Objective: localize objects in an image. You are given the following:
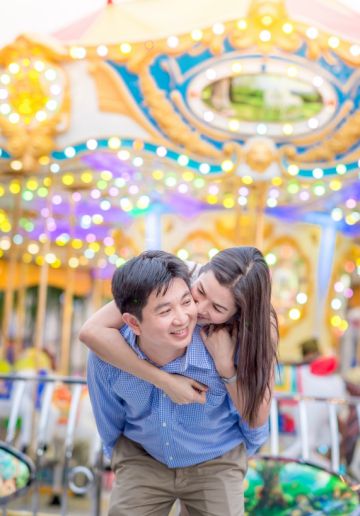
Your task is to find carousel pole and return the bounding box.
[60,195,75,375]
[14,260,28,356]
[234,202,247,246]
[315,224,337,352]
[34,241,49,349]
[254,182,268,251]
[34,187,52,350]
[91,263,104,313]
[145,211,162,250]
[60,267,74,374]
[1,179,22,355]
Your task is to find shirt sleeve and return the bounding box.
[237,418,269,456]
[87,351,126,458]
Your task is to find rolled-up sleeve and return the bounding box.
[87,352,126,457]
[238,418,269,456]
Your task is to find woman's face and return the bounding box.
[191,269,237,325]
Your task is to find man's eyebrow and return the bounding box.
[198,281,228,312]
[154,291,191,312]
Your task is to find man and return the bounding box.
[87,251,268,515]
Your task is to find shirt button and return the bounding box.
[169,456,173,461]
[162,422,167,427]
[163,393,166,398]
[165,442,169,446]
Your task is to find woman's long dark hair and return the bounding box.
[202,246,279,426]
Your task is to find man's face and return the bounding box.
[136,278,197,352]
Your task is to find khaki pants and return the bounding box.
[109,436,247,516]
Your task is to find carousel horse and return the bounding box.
[340,306,360,375]
[339,366,360,480]
[274,355,347,467]
[51,383,99,462]
[46,383,101,505]
[0,349,53,451]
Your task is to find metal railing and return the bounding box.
[0,374,103,516]
[270,392,360,473]
[0,374,359,515]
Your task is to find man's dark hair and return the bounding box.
[111,250,191,321]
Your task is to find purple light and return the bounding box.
[344,288,353,298]
[92,263,115,280]
[86,233,96,243]
[346,198,356,209]
[334,282,344,293]
[269,188,279,198]
[129,185,139,195]
[164,193,220,217]
[300,191,310,201]
[46,218,56,232]
[104,237,114,246]
[72,192,82,202]
[109,187,119,197]
[52,195,62,205]
[91,189,101,199]
[82,152,137,180]
[178,184,188,193]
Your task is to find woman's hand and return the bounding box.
[161,374,208,404]
[200,326,236,378]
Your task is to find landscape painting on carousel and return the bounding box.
[244,457,359,515]
[202,73,323,122]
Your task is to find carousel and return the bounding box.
[0,0,359,514]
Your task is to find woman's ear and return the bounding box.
[122,313,141,335]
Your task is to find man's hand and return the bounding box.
[161,374,208,404]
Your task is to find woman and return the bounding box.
[79,246,278,427]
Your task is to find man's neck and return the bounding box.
[137,338,186,367]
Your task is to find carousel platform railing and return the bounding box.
[0,374,103,516]
[0,374,359,515]
[270,392,360,472]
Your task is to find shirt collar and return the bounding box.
[187,325,213,370]
[120,326,147,359]
[165,325,214,373]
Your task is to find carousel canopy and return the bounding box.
[1,0,360,48]
[0,0,359,344]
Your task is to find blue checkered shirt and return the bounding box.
[87,325,269,467]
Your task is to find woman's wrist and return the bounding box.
[217,365,237,379]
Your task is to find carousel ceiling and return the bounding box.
[0,0,359,279]
[2,0,360,47]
